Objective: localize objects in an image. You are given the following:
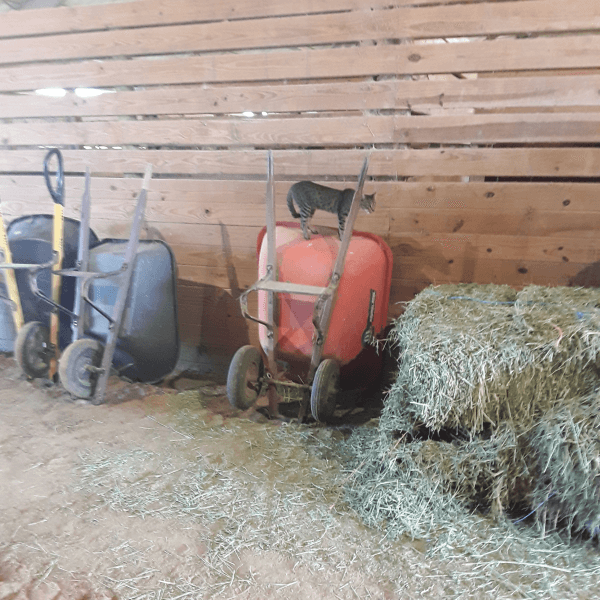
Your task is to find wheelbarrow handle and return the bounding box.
[239,286,274,335]
[43,148,65,206]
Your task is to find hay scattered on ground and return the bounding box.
[338,425,600,599]
[340,427,467,540]
[72,407,431,600]
[65,388,600,600]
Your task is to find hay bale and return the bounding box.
[342,422,535,541]
[383,284,600,436]
[530,391,600,540]
[416,423,534,516]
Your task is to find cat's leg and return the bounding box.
[304,210,318,237]
[307,208,318,235]
[338,215,345,240]
[301,213,311,240]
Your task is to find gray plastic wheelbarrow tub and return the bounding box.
[81,238,180,384]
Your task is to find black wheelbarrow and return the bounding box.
[0,150,99,378]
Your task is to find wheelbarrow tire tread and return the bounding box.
[59,338,104,399]
[311,359,340,423]
[227,345,264,410]
[15,321,50,379]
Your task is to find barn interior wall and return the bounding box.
[1,0,599,377]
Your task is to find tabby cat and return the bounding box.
[286,181,376,240]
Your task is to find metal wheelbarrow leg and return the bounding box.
[72,167,92,343]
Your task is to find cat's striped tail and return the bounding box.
[286,187,301,218]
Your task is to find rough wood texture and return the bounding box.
[2,0,598,66]
[1,148,600,177]
[4,75,600,119]
[5,112,600,146]
[1,0,599,366]
[2,36,599,92]
[0,0,477,39]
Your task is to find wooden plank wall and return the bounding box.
[1,0,600,374]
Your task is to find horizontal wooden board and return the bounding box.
[176,256,586,291]
[4,184,597,272]
[164,232,600,273]
[168,231,599,269]
[2,0,598,67]
[100,209,600,244]
[2,199,388,233]
[2,114,400,147]
[0,10,412,66]
[180,273,566,353]
[3,112,600,147]
[387,208,600,239]
[96,220,262,248]
[3,178,599,214]
[3,202,599,260]
[388,233,600,266]
[1,148,600,178]
[4,74,600,119]
[0,175,600,210]
[398,0,600,40]
[175,282,253,353]
[0,35,598,92]
[0,0,469,40]
[180,274,575,355]
[164,238,600,285]
[177,265,600,351]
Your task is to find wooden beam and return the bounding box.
[3,112,600,147]
[3,178,599,213]
[4,74,600,119]
[0,35,598,92]
[2,0,599,67]
[176,257,587,291]
[0,0,476,40]
[1,148,600,178]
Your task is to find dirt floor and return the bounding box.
[0,354,599,600]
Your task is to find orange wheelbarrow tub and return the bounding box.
[256,222,392,391]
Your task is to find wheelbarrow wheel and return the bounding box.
[14,321,51,379]
[310,359,340,423]
[58,338,103,399]
[227,345,264,410]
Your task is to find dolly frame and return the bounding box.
[238,151,370,420]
